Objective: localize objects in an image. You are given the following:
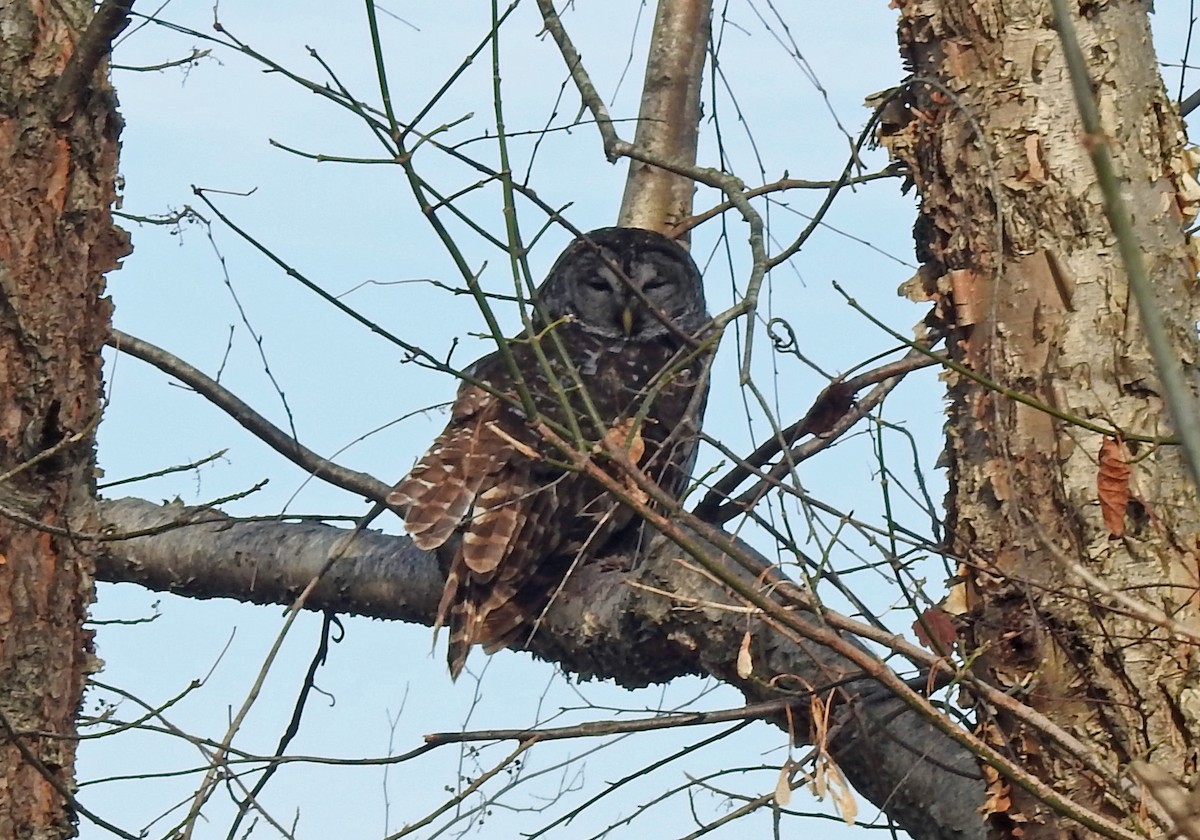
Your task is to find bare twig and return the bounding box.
[694,346,938,522]
[107,329,391,503]
[425,698,803,746]
[0,708,141,840]
[97,449,228,491]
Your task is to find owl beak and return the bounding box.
[621,305,635,336]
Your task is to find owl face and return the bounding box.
[536,227,707,340]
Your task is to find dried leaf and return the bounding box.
[1098,437,1132,537]
[774,765,792,806]
[825,758,858,825]
[809,694,828,748]
[736,631,753,678]
[980,763,1012,817]
[799,381,854,437]
[913,606,958,654]
[601,418,645,463]
[808,753,857,825]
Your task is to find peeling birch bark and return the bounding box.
[884,0,1200,834]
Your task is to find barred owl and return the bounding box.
[389,227,710,678]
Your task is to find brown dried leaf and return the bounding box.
[774,765,792,806]
[913,606,958,654]
[602,418,645,463]
[808,753,857,825]
[980,763,1012,817]
[800,380,854,437]
[809,694,828,747]
[597,419,650,505]
[943,581,969,616]
[826,759,858,825]
[736,630,753,678]
[1098,437,1132,537]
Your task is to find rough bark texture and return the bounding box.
[883,0,1199,835]
[0,3,126,838]
[96,496,987,840]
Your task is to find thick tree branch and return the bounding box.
[617,0,711,235]
[95,496,986,840]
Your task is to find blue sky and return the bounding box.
[78,2,1193,838]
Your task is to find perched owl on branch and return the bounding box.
[389,227,711,678]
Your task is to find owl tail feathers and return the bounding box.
[441,580,527,681]
[445,598,485,681]
[436,560,491,681]
[389,402,514,550]
[387,475,466,551]
[447,625,472,681]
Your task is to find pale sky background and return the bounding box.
[76,2,1193,838]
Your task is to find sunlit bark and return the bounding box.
[0,2,128,838]
[883,0,1199,834]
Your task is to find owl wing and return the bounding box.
[389,372,580,679]
[387,381,512,552]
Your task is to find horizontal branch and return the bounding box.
[95,496,986,840]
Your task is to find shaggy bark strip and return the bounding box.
[884,0,1200,835]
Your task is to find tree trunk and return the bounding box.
[0,2,127,837]
[883,0,1199,835]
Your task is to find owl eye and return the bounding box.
[583,277,609,292]
[642,277,668,292]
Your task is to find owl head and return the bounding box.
[535,227,708,340]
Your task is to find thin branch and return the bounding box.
[0,708,141,840]
[533,0,620,156]
[424,698,803,746]
[386,740,535,839]
[835,282,1178,445]
[671,170,899,238]
[96,449,227,491]
[106,329,391,503]
[110,47,211,73]
[694,346,937,522]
